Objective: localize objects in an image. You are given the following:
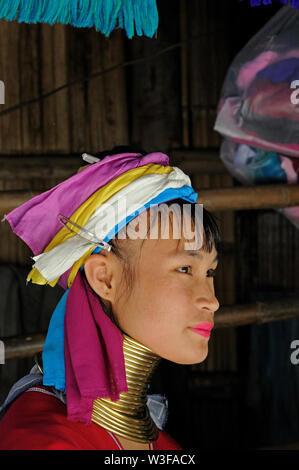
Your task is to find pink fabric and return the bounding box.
[237,49,299,90]
[219,97,299,157]
[280,156,298,184]
[244,78,298,120]
[237,51,279,90]
[283,206,299,230]
[229,133,299,157]
[64,271,129,424]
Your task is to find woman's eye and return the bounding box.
[177,266,192,275]
[207,269,217,278]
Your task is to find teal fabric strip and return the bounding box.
[0,0,159,38]
[42,289,69,391]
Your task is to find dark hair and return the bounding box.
[95,145,147,160]
[100,199,221,329]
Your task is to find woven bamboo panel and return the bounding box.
[236,209,299,298]
[180,0,230,148]
[41,24,70,153]
[0,20,22,153]
[0,20,128,154]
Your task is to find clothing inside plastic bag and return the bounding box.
[220,139,299,230]
[214,5,299,158]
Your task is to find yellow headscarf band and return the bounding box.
[27,163,173,288]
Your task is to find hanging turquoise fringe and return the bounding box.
[0,0,159,38]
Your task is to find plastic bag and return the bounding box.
[214,5,299,158]
[220,139,299,229]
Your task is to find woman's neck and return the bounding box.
[91,332,161,444]
[115,434,151,450]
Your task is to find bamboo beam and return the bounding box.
[1,184,299,214]
[197,185,299,212]
[214,296,299,328]
[2,297,299,360]
[0,156,81,179]
[0,151,224,180]
[3,334,45,360]
[0,155,226,178]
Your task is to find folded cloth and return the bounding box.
[257,57,299,83]
[214,6,299,158]
[237,51,280,90]
[4,152,169,259]
[30,167,192,285]
[215,96,299,157]
[64,271,128,424]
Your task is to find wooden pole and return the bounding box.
[2,296,299,360]
[214,296,299,328]
[0,154,227,178]
[196,185,299,212]
[1,184,299,214]
[0,156,80,179]
[3,334,45,360]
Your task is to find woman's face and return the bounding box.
[113,235,220,365]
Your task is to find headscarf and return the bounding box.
[4,151,198,423]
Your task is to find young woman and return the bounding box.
[0,149,220,450]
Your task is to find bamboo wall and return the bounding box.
[0,18,129,264]
[0,1,239,379]
[0,0,298,449]
[0,20,128,154]
[180,0,229,149]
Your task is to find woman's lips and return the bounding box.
[189,322,214,338]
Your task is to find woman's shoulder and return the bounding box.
[0,386,118,450]
[0,385,183,450]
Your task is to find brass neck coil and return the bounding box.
[92,333,161,443]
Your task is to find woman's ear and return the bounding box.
[84,253,113,302]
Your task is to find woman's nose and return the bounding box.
[195,282,220,313]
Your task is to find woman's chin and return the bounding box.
[166,346,209,365]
